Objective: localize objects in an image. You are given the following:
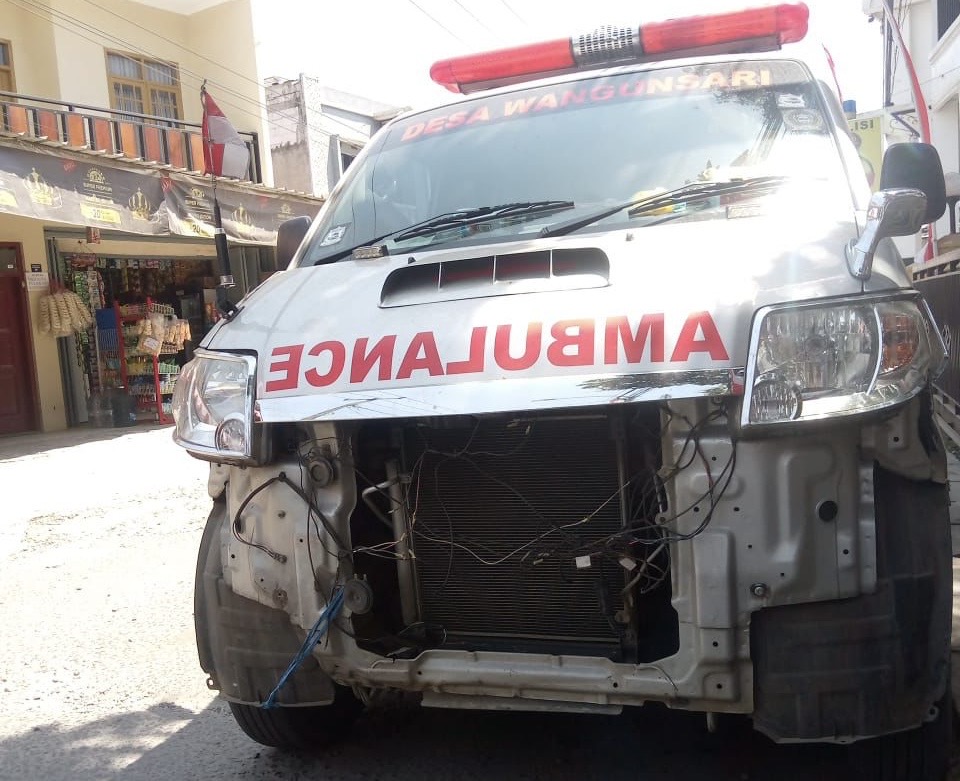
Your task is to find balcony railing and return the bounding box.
[0,90,262,183]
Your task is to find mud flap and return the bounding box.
[194,501,336,706]
[750,466,952,742]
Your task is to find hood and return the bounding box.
[205,212,910,422]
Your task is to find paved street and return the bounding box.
[0,425,957,780]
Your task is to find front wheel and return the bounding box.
[195,499,363,750]
[228,685,363,750]
[850,678,954,781]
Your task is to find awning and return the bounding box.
[0,135,324,244]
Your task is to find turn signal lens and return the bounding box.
[880,312,920,373]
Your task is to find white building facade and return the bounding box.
[265,75,404,197]
[0,0,322,433]
[863,0,960,255]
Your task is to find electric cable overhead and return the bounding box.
[3,0,295,138]
[497,0,528,27]
[73,0,393,141]
[405,0,468,43]
[5,0,373,148]
[451,0,499,37]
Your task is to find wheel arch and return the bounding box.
[193,500,337,706]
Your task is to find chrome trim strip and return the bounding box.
[919,295,950,380]
[255,369,743,422]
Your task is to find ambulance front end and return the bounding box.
[172,4,954,774]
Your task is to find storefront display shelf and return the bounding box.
[113,299,176,425]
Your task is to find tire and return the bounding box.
[195,500,363,750]
[228,685,364,750]
[850,676,953,781]
[193,499,226,681]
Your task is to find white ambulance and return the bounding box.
[174,4,953,777]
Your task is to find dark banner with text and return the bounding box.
[0,140,322,244]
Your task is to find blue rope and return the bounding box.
[262,586,345,710]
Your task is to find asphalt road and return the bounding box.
[0,426,952,780]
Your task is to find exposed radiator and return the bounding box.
[403,414,632,649]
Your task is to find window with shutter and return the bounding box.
[106,51,183,121]
[0,41,16,93]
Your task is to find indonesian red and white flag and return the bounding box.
[201,88,250,179]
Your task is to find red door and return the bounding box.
[0,245,38,435]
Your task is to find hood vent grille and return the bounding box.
[380,247,609,307]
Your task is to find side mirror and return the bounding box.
[879,142,946,222]
[276,216,312,268]
[846,189,927,279]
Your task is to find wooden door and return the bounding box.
[0,245,37,435]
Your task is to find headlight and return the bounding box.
[742,293,945,430]
[172,349,258,463]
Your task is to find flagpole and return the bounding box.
[201,80,239,320]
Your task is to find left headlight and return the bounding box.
[742,293,945,430]
[172,349,259,463]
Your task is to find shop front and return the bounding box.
[53,234,217,429]
[0,135,323,434]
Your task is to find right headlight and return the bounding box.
[742,293,945,430]
[171,349,259,463]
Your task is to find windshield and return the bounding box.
[300,59,848,265]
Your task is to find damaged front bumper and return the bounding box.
[197,393,950,742]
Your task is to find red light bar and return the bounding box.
[430,39,575,94]
[641,4,809,56]
[430,2,809,95]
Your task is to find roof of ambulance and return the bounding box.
[394,38,840,124]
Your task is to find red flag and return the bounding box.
[201,87,250,179]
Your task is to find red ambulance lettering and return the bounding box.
[264,312,730,393]
[305,341,346,387]
[446,326,487,375]
[675,73,701,90]
[401,123,424,141]
[731,71,759,87]
[619,81,646,98]
[535,93,558,110]
[466,106,490,124]
[560,88,587,106]
[504,97,539,116]
[647,77,674,94]
[671,311,730,361]
[446,110,468,129]
[590,84,615,101]
[547,320,595,367]
[265,345,303,392]
[494,323,542,371]
[396,332,444,379]
[351,335,397,383]
[701,71,730,89]
[604,315,665,364]
[424,116,447,134]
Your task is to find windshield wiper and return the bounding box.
[392,200,575,241]
[313,201,576,264]
[540,177,790,238]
